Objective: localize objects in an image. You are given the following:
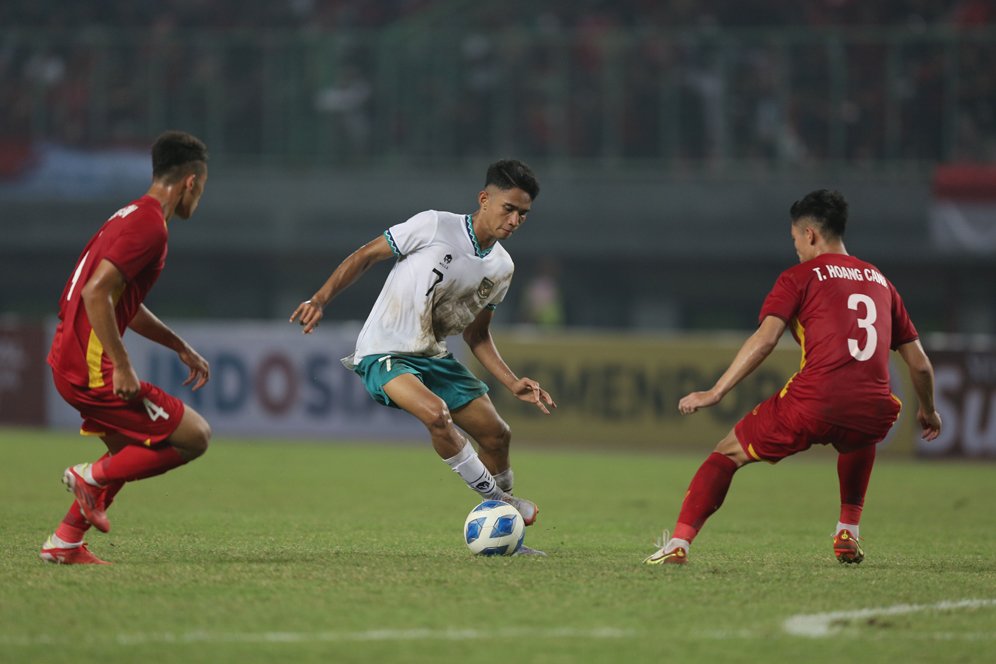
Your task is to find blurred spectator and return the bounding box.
[519,260,565,329]
[457,32,499,157]
[314,65,372,161]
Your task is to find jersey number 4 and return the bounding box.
[143,397,170,422]
[847,294,877,362]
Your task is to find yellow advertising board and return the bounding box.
[473,332,919,455]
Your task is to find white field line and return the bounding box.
[784,598,996,638]
[5,601,994,647]
[0,626,636,648]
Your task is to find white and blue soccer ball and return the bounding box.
[464,500,525,556]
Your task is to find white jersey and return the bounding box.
[346,210,514,367]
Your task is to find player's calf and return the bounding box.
[62,464,110,533]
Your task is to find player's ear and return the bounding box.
[478,190,488,209]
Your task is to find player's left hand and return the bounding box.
[511,377,557,415]
[918,408,942,442]
[178,344,210,391]
[678,389,722,414]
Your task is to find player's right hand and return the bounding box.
[112,364,142,401]
[678,389,722,414]
[289,299,325,334]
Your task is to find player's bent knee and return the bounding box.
[194,420,212,456]
[479,421,511,452]
[715,430,751,467]
[422,404,454,433]
[169,408,212,459]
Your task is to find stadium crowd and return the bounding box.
[1,0,991,30]
[0,0,993,166]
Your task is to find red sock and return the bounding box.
[673,452,739,543]
[55,480,124,543]
[92,444,186,484]
[54,502,91,543]
[837,445,875,525]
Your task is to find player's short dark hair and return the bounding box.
[790,189,848,238]
[485,159,540,200]
[152,131,208,181]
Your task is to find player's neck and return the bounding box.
[813,242,848,258]
[470,212,497,249]
[145,183,179,223]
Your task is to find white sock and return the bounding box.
[667,537,690,553]
[494,468,514,493]
[79,463,102,487]
[50,533,82,548]
[837,522,859,538]
[444,443,502,500]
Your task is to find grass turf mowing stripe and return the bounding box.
[0,627,637,647]
[783,598,996,637]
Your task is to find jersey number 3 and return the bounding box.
[847,293,877,361]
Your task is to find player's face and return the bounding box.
[482,186,532,239]
[174,169,208,220]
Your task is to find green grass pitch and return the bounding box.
[1,427,993,663]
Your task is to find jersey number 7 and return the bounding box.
[425,268,444,296]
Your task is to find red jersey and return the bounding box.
[48,195,168,388]
[759,253,919,434]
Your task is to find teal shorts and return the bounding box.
[353,353,489,411]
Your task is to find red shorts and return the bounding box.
[52,370,185,446]
[734,393,893,463]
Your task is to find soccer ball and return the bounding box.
[463,500,524,556]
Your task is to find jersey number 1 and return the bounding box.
[66,251,91,302]
[847,293,878,361]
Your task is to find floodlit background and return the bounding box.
[1,1,993,455]
[1,5,995,662]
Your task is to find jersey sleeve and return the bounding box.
[489,275,513,309]
[384,210,438,258]
[758,270,802,325]
[102,212,167,281]
[888,282,919,349]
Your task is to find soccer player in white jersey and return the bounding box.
[290,160,556,552]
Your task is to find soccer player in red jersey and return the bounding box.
[41,131,213,565]
[645,189,942,566]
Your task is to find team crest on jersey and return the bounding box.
[439,254,453,269]
[477,277,494,298]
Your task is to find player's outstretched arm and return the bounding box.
[290,235,395,334]
[678,315,786,415]
[896,339,942,441]
[129,304,210,391]
[81,259,142,400]
[463,309,557,415]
